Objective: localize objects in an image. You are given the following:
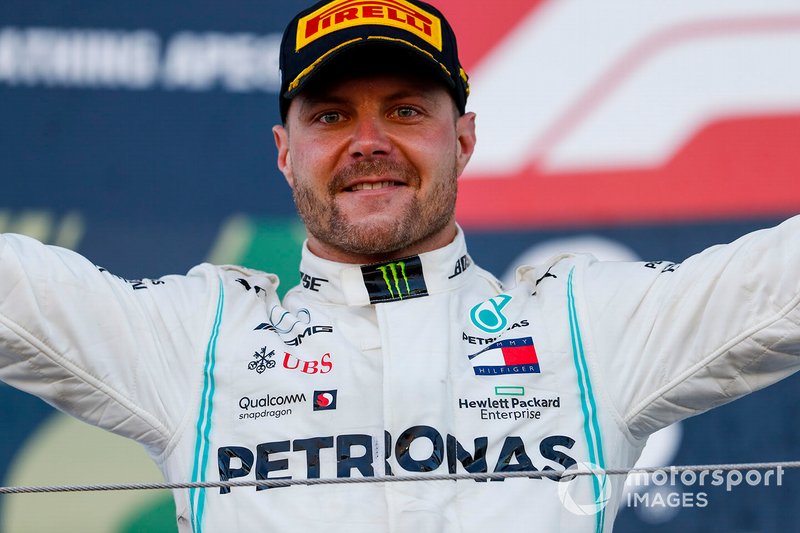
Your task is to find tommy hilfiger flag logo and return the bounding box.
[468,337,540,376]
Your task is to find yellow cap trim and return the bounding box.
[460,67,470,97]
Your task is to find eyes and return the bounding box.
[314,106,421,125]
[394,106,419,119]
[318,112,342,124]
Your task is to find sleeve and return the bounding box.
[0,233,218,456]
[579,215,800,440]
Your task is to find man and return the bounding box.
[0,0,798,531]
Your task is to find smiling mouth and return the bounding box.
[347,181,401,192]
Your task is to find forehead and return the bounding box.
[297,70,449,105]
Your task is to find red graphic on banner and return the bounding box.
[435,0,800,228]
[437,0,545,67]
[457,113,800,228]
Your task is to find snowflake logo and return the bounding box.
[248,347,276,374]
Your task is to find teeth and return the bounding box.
[351,181,394,191]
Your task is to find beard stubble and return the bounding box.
[292,158,458,258]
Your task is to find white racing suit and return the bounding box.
[1,219,799,532]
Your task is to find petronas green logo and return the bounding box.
[377,261,411,299]
[361,255,428,304]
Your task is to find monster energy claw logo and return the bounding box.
[378,261,411,299]
[362,256,428,304]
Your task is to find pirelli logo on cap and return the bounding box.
[296,0,443,51]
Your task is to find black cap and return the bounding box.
[279,0,469,121]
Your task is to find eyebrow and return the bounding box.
[298,93,349,109]
[385,88,439,105]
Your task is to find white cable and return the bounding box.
[1,460,798,495]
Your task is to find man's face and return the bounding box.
[273,68,476,263]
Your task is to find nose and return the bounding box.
[349,116,392,159]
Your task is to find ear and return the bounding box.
[455,112,477,177]
[272,124,294,188]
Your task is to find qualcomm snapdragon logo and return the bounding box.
[556,461,613,516]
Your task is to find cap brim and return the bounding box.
[282,37,455,100]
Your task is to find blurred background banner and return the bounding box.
[1,1,799,531]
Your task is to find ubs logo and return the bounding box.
[283,352,333,375]
[247,347,276,374]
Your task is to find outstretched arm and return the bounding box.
[580,215,800,439]
[0,233,217,455]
